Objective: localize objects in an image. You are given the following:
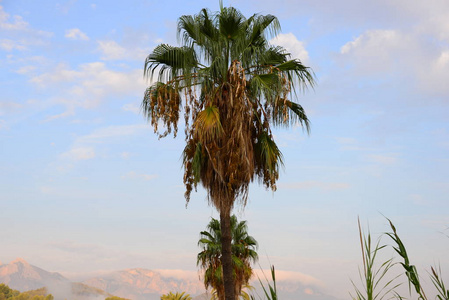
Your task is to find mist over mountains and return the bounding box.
[0,258,68,292]
[0,258,337,300]
[0,258,205,300]
[82,268,205,300]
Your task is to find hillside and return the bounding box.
[82,268,205,300]
[0,259,338,300]
[0,258,68,292]
[0,259,119,299]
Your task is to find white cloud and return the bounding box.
[414,2,449,42]
[76,124,149,143]
[0,119,7,130]
[334,137,374,151]
[55,0,77,14]
[60,147,96,161]
[340,29,409,75]
[270,33,310,64]
[121,171,157,181]
[0,101,23,116]
[410,194,426,205]
[40,186,57,194]
[56,124,149,170]
[97,40,126,60]
[155,269,198,281]
[121,152,131,159]
[437,50,449,66]
[0,5,52,51]
[30,62,147,120]
[0,38,27,51]
[339,28,449,97]
[97,40,150,61]
[122,103,140,114]
[43,108,76,122]
[65,28,89,41]
[0,5,28,31]
[421,50,449,96]
[340,30,398,54]
[15,65,36,74]
[254,269,323,287]
[279,181,350,190]
[49,240,151,268]
[365,154,398,165]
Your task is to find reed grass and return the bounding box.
[249,217,447,300]
[251,265,278,300]
[351,218,401,300]
[352,217,448,300]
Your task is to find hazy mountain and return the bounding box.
[83,268,205,300]
[0,259,119,299]
[0,259,338,300]
[274,283,339,300]
[0,258,68,292]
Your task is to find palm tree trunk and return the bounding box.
[220,208,235,300]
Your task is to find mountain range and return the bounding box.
[82,268,205,300]
[0,258,338,300]
[0,258,205,300]
[0,258,68,292]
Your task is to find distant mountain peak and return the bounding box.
[11,258,29,265]
[82,267,205,300]
[0,258,68,292]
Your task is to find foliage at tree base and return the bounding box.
[0,284,53,300]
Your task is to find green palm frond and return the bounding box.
[192,142,203,183]
[255,132,284,179]
[161,292,192,300]
[259,46,289,65]
[275,59,315,91]
[144,44,198,83]
[218,6,245,40]
[270,99,310,131]
[197,216,258,300]
[194,106,224,141]
[239,284,255,300]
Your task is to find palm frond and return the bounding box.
[144,44,198,84]
[255,132,284,181]
[274,59,315,91]
[197,216,258,300]
[270,99,310,131]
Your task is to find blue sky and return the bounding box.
[1,0,448,298]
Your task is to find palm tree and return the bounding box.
[160,292,192,300]
[142,4,314,300]
[197,216,258,300]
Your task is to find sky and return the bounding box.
[1,0,448,298]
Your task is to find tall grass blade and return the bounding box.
[385,217,427,300]
[430,265,449,300]
[351,221,401,300]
